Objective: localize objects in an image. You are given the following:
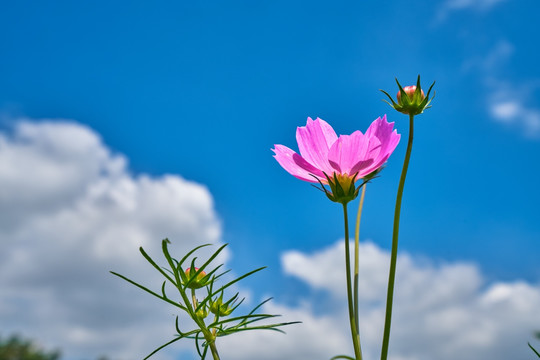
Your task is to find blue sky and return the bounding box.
[1,1,539,359]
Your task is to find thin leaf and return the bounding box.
[530,342,540,358]
[198,267,266,310]
[229,296,245,313]
[330,355,355,360]
[201,344,209,360]
[210,313,277,328]
[194,244,228,274]
[110,271,187,311]
[161,281,167,299]
[161,239,180,284]
[179,243,212,268]
[174,315,182,334]
[197,264,224,287]
[142,336,183,360]
[139,247,177,285]
[208,267,230,283]
[195,332,206,359]
[248,297,272,316]
[218,321,300,336]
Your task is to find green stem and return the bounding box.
[191,288,198,309]
[342,203,363,360]
[208,340,221,360]
[380,113,414,360]
[354,185,367,334]
[184,287,218,360]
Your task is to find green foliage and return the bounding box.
[0,335,60,360]
[111,239,299,360]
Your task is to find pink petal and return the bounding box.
[272,144,325,183]
[361,115,401,174]
[296,117,337,174]
[365,115,399,157]
[328,131,374,175]
[350,135,381,176]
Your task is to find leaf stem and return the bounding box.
[342,203,363,360]
[380,113,414,360]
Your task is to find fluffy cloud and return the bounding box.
[488,84,540,137]
[462,40,540,138]
[0,119,223,359]
[443,0,506,11]
[218,241,540,360]
[481,42,540,137]
[436,0,506,22]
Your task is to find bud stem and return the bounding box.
[191,288,197,309]
[380,113,415,360]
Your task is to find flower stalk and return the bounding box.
[380,113,414,360]
[379,76,434,360]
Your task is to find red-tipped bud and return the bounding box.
[184,267,208,289]
[381,76,435,116]
[397,85,424,103]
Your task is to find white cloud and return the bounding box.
[218,241,540,360]
[437,0,506,22]
[488,84,540,137]
[462,40,540,138]
[0,119,223,360]
[444,0,506,11]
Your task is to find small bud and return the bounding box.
[196,306,209,319]
[184,267,208,289]
[381,75,435,116]
[397,86,424,103]
[209,296,234,317]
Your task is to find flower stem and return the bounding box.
[354,185,367,335]
[208,340,221,360]
[380,113,414,360]
[191,288,198,309]
[342,203,363,360]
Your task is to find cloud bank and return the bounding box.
[219,241,540,360]
[0,119,222,359]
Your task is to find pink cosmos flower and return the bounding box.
[272,116,400,201]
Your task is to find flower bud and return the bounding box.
[184,267,208,289]
[397,85,424,104]
[209,296,234,317]
[196,306,209,319]
[381,76,435,116]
